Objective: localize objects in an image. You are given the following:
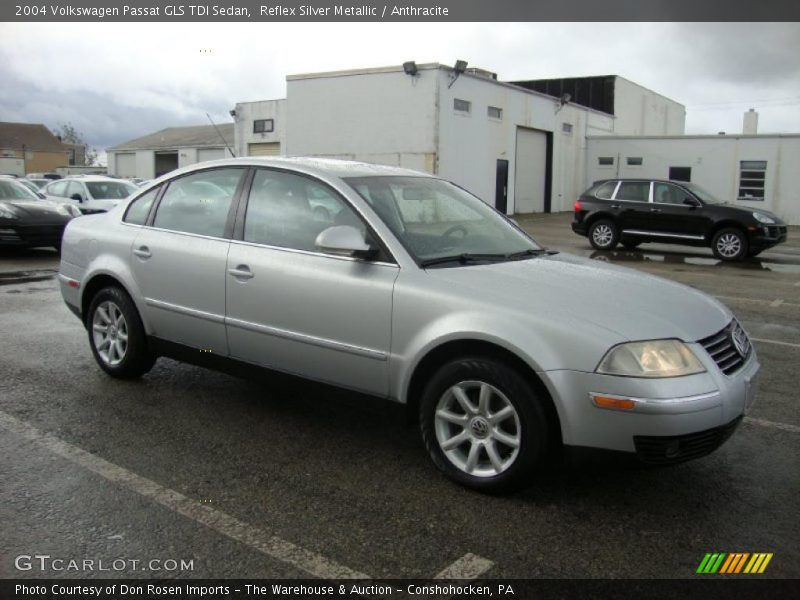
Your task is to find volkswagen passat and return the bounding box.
[59,158,759,492]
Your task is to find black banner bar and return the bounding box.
[3,0,800,22]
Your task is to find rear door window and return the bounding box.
[153,169,243,238]
[124,187,159,225]
[615,182,651,202]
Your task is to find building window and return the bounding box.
[487,106,502,120]
[453,98,471,114]
[626,157,643,166]
[253,119,274,134]
[598,157,614,166]
[739,160,767,200]
[562,123,573,135]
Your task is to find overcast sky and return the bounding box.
[1,22,798,163]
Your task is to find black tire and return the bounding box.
[86,286,155,379]
[711,227,748,261]
[588,219,619,251]
[419,357,553,493]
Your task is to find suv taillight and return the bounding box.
[573,199,583,212]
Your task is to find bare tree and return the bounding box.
[52,122,98,166]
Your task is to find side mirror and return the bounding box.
[683,197,700,208]
[70,193,83,202]
[315,225,376,259]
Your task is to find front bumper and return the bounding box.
[0,223,66,247]
[749,224,788,250]
[544,342,759,458]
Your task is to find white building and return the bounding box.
[107,124,234,180]
[586,132,800,225]
[236,64,685,215]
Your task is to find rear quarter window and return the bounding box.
[593,181,617,200]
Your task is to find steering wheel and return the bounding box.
[443,224,468,240]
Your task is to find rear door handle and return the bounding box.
[650,208,662,213]
[133,246,151,259]
[610,204,621,209]
[228,265,254,280]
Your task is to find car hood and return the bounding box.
[715,203,784,224]
[0,200,71,221]
[427,252,731,342]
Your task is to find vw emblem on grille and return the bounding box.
[731,322,750,358]
[470,417,490,438]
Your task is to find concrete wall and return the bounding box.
[436,70,615,213]
[233,99,286,157]
[108,147,227,179]
[586,135,800,224]
[612,77,686,136]
[286,66,438,171]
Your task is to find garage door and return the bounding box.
[514,128,547,213]
[248,142,280,156]
[115,153,136,178]
[197,148,226,162]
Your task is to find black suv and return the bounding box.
[572,179,787,261]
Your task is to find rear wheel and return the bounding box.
[712,228,748,261]
[588,219,619,250]
[419,357,552,493]
[87,286,155,379]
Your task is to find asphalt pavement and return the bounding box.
[1,215,798,580]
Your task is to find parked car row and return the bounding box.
[0,178,79,250]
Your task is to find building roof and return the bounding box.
[109,124,234,151]
[0,122,68,153]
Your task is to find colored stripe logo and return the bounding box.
[697,552,773,574]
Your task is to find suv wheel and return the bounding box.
[712,228,748,261]
[589,219,619,250]
[87,286,155,379]
[419,357,551,493]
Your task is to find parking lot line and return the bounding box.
[751,337,800,349]
[714,295,800,308]
[0,410,370,580]
[745,417,800,434]
[434,553,495,579]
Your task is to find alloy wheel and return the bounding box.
[592,224,614,247]
[92,300,128,366]
[716,233,742,258]
[434,380,522,477]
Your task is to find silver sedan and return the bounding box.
[59,158,759,492]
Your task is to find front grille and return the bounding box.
[634,416,743,465]
[698,320,750,376]
[767,225,787,240]
[14,224,65,246]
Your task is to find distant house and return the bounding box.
[0,121,70,176]
[106,124,234,179]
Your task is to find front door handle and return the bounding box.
[133,246,151,259]
[650,208,662,213]
[228,265,254,280]
[610,204,621,209]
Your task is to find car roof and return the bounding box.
[158,157,430,182]
[593,178,691,185]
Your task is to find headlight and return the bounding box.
[596,340,706,378]
[57,203,81,217]
[0,204,19,219]
[752,212,775,224]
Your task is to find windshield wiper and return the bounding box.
[420,253,511,268]
[506,248,559,260]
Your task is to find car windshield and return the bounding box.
[0,180,39,201]
[684,182,724,205]
[86,181,137,199]
[345,176,542,265]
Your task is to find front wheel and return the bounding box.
[419,357,552,493]
[588,219,619,251]
[712,228,748,261]
[87,286,155,379]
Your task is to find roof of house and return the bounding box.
[109,124,235,151]
[0,122,68,153]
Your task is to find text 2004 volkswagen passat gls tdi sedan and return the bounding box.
[59,158,759,492]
